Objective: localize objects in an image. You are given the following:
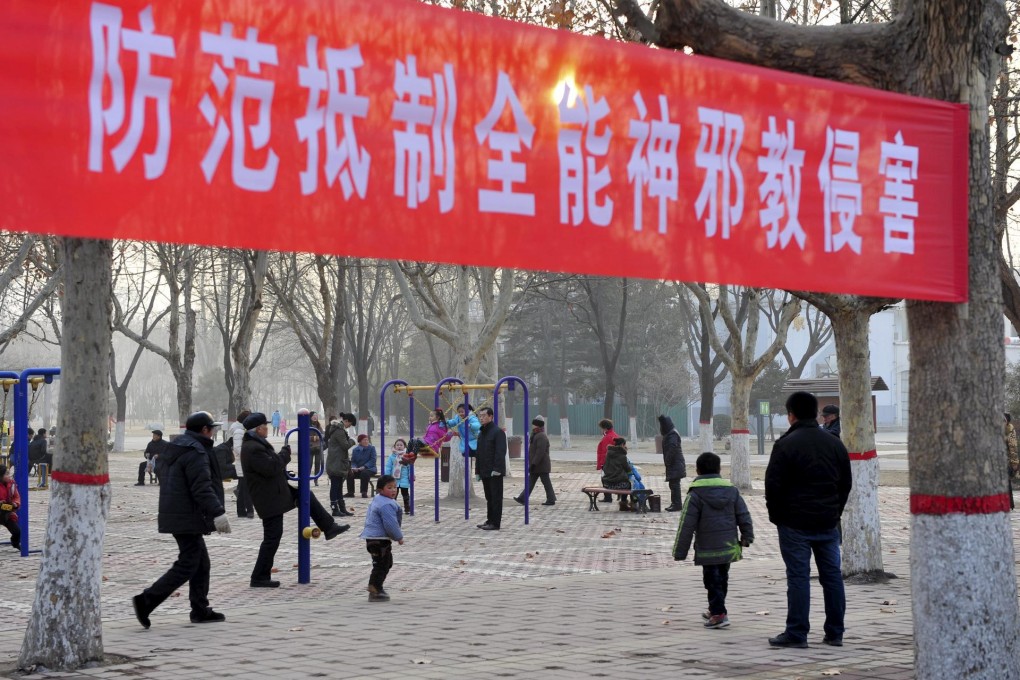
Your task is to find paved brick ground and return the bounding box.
[0,448,1003,679]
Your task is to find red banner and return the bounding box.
[0,0,968,301]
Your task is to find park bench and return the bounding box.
[581,486,654,514]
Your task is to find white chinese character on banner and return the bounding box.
[694,108,744,239]
[758,117,806,250]
[392,55,457,213]
[474,71,535,216]
[295,38,371,198]
[199,23,279,192]
[626,92,679,234]
[88,3,175,179]
[557,82,613,227]
[818,127,862,254]
[879,131,919,255]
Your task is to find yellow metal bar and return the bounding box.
[0,379,18,389]
[392,383,508,393]
[28,376,45,389]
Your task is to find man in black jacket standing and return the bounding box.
[241,412,349,588]
[658,414,687,511]
[765,391,852,649]
[473,407,506,530]
[133,412,230,628]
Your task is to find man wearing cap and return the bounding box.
[133,411,231,628]
[136,430,168,486]
[514,416,556,507]
[241,412,350,588]
[821,405,841,439]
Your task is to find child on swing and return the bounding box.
[385,438,413,513]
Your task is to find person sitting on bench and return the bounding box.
[137,430,168,486]
[601,437,634,511]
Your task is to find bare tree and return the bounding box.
[0,235,63,353]
[764,290,833,378]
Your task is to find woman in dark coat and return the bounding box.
[658,415,687,511]
[326,413,356,516]
[601,438,634,511]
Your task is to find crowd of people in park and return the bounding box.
[15,391,999,651]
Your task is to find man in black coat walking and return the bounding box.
[658,415,687,511]
[241,412,350,588]
[473,407,507,530]
[133,412,230,628]
[765,391,852,649]
[514,417,556,506]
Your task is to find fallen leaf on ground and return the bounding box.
[881,599,897,605]
[525,553,535,559]
[601,530,616,538]
[412,658,432,665]
[660,606,672,612]
[287,627,304,632]
[755,610,770,616]
[821,670,841,676]
[555,529,565,533]
[661,620,670,625]
[271,568,279,573]
[880,607,897,613]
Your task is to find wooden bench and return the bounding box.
[581,487,654,514]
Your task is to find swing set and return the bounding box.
[378,375,531,525]
[0,367,60,557]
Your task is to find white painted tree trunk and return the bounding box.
[628,416,637,443]
[842,458,881,574]
[728,374,753,491]
[359,418,369,436]
[505,416,514,437]
[700,419,713,454]
[559,417,571,449]
[446,435,477,499]
[20,238,112,670]
[113,420,125,453]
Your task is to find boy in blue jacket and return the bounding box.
[359,474,403,601]
[673,452,754,629]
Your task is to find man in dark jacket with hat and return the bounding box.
[514,416,556,506]
[133,412,230,628]
[658,414,687,511]
[136,430,168,486]
[241,412,350,588]
[765,391,852,649]
[473,407,506,530]
[821,404,841,439]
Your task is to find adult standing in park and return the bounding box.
[241,412,350,588]
[309,411,324,486]
[596,419,619,504]
[514,416,555,506]
[28,428,51,487]
[658,414,687,512]
[473,406,507,530]
[227,409,254,518]
[132,411,230,628]
[326,413,356,516]
[821,405,841,439]
[271,409,282,436]
[765,391,852,648]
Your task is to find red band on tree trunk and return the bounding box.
[910,493,1012,515]
[50,471,110,486]
[699,420,711,424]
[848,450,878,460]
[731,429,751,434]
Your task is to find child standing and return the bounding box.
[0,465,22,550]
[673,452,754,629]
[385,439,413,513]
[359,474,404,602]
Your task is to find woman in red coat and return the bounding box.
[0,465,22,550]
[596,419,619,503]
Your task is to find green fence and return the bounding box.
[510,403,688,438]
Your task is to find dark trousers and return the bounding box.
[347,469,374,495]
[235,477,254,517]
[668,479,683,508]
[3,515,20,549]
[329,475,348,511]
[141,533,210,615]
[703,563,730,615]
[518,471,556,503]
[777,525,846,642]
[399,487,409,509]
[366,539,393,591]
[481,475,504,528]
[137,461,149,484]
[251,488,335,582]
[309,449,322,484]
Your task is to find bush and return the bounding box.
[712,414,732,439]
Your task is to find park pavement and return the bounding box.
[0,436,980,680]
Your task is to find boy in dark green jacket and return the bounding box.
[673,452,754,629]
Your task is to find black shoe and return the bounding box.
[324,524,350,540]
[481,524,500,531]
[822,636,843,647]
[132,595,151,629]
[514,497,524,505]
[769,633,808,648]
[190,609,226,624]
[344,492,355,498]
[542,500,556,506]
[246,514,254,519]
[339,510,354,517]
[134,482,145,486]
[665,505,681,512]
[250,580,280,588]
[331,508,342,517]
[476,522,491,529]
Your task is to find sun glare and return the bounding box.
[551,75,579,107]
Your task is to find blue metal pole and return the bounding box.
[434,377,463,522]
[0,372,22,555]
[15,368,60,556]
[408,393,415,516]
[494,376,529,525]
[295,410,311,584]
[379,380,407,488]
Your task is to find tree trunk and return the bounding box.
[728,372,752,491]
[559,417,571,449]
[699,421,713,456]
[19,238,112,670]
[628,415,637,444]
[831,308,883,577]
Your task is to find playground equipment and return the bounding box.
[283,409,325,584]
[1,367,60,557]
[379,376,530,524]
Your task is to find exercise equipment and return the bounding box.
[283,409,323,584]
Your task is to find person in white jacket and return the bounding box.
[228,409,254,518]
